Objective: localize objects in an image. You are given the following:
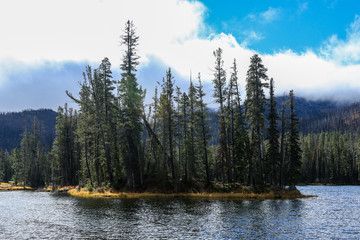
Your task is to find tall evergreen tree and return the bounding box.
[118,20,144,189]
[245,54,269,185]
[162,68,177,191]
[229,59,248,183]
[179,91,190,183]
[187,76,197,181]
[266,78,280,186]
[279,95,287,188]
[52,105,79,186]
[21,126,31,188]
[11,148,23,185]
[212,48,230,183]
[287,90,302,189]
[90,68,114,186]
[195,73,211,185]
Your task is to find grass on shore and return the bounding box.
[68,187,312,200]
[0,181,315,200]
[0,182,34,191]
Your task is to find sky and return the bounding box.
[0,0,360,111]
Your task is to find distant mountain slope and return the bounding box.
[0,97,353,151]
[299,102,360,134]
[207,96,347,143]
[275,96,347,120]
[0,109,57,151]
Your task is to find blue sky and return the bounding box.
[202,0,359,55]
[0,0,359,111]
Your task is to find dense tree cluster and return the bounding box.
[0,21,310,190]
[301,132,359,184]
[0,117,50,187]
[0,109,56,151]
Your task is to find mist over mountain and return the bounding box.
[276,96,349,119]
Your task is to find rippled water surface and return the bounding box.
[0,186,360,239]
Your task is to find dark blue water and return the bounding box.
[0,186,359,239]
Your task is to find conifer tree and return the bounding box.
[149,86,161,177]
[156,70,177,191]
[90,68,114,186]
[187,77,197,181]
[162,68,177,191]
[52,105,79,186]
[118,20,144,189]
[179,91,190,182]
[97,58,119,186]
[287,90,302,189]
[266,78,280,186]
[76,75,95,187]
[212,48,230,183]
[11,148,23,185]
[229,59,248,183]
[195,73,211,185]
[245,54,269,185]
[279,95,287,188]
[21,126,31,188]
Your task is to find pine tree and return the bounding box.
[21,126,31,188]
[118,20,144,189]
[229,59,248,183]
[11,148,23,185]
[287,90,302,189]
[245,54,269,185]
[52,105,79,186]
[195,73,211,185]
[67,65,115,187]
[179,91,190,183]
[97,58,119,186]
[162,68,177,191]
[157,70,177,191]
[148,86,161,179]
[76,75,95,187]
[212,48,230,183]
[279,95,287,188]
[187,76,197,181]
[266,78,280,186]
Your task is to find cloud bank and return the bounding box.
[0,0,360,111]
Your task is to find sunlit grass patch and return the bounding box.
[0,186,34,191]
[67,188,312,200]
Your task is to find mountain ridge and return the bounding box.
[0,96,354,150]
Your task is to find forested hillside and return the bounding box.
[297,103,360,185]
[0,99,347,152]
[0,109,57,151]
[0,99,345,151]
[277,96,345,120]
[299,102,360,134]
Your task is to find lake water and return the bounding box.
[0,186,359,239]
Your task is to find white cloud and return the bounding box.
[320,15,360,65]
[260,7,281,23]
[298,2,309,15]
[263,50,360,98]
[0,0,206,65]
[0,0,360,107]
[240,31,264,47]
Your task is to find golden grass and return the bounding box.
[0,186,34,191]
[68,188,313,200]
